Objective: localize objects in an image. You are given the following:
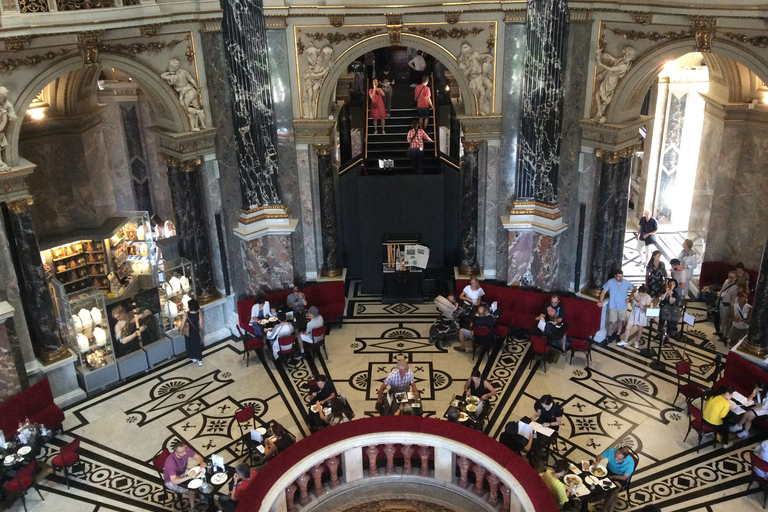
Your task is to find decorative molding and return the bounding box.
[99,35,193,63]
[264,16,287,29]
[631,13,653,26]
[140,24,161,38]
[720,32,768,49]
[457,115,502,140]
[385,14,402,27]
[313,143,332,155]
[503,9,526,24]
[445,12,461,25]
[200,19,223,33]
[388,26,401,45]
[570,9,591,22]
[608,27,693,43]
[691,16,717,52]
[502,202,567,236]
[6,196,33,214]
[404,25,487,40]
[329,15,344,28]
[594,146,638,163]
[240,203,287,215]
[4,36,31,53]
[0,49,73,73]
[300,28,383,46]
[0,162,34,205]
[76,31,103,68]
[580,118,647,152]
[294,119,336,143]
[151,127,217,160]
[462,140,483,153]
[180,157,201,172]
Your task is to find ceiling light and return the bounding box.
[28,108,44,120]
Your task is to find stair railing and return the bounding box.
[364,78,370,159]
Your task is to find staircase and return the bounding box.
[364,107,439,175]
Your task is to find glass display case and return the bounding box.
[52,281,120,394]
[158,257,196,334]
[105,211,158,296]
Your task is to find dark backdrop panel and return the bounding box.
[359,175,444,294]
[339,168,362,278]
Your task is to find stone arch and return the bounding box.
[315,33,477,120]
[8,52,188,166]
[606,38,768,124]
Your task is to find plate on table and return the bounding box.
[466,396,480,406]
[564,474,582,487]
[187,466,202,478]
[395,392,409,403]
[268,317,278,322]
[465,404,477,413]
[585,475,600,486]
[17,446,31,456]
[187,478,203,490]
[589,465,608,478]
[458,412,470,422]
[210,472,228,485]
[569,464,581,474]
[256,427,267,435]
[4,455,14,465]
[310,404,320,413]
[259,319,269,325]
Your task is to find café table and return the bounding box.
[380,390,423,416]
[562,459,618,512]
[1,427,51,502]
[442,394,489,430]
[180,460,235,512]
[243,421,296,465]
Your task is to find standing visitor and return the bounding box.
[598,269,633,343]
[636,210,659,266]
[182,299,204,366]
[645,250,667,307]
[406,120,433,174]
[676,239,698,298]
[369,79,387,134]
[728,293,752,347]
[734,262,751,295]
[380,67,394,117]
[618,285,651,348]
[414,76,433,130]
[408,50,426,86]
[713,271,739,339]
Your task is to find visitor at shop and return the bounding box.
[598,269,633,343]
[218,463,257,512]
[676,239,698,298]
[407,119,433,175]
[591,446,635,512]
[645,250,667,307]
[730,380,768,439]
[657,278,682,338]
[459,276,485,306]
[728,293,752,347]
[669,259,687,298]
[703,386,738,447]
[286,286,307,315]
[163,442,207,509]
[181,299,204,366]
[380,67,394,116]
[541,459,577,509]
[463,368,496,414]
[618,285,651,349]
[408,50,426,86]
[454,305,494,353]
[266,312,297,360]
[369,78,387,134]
[636,210,659,266]
[318,397,352,425]
[264,423,295,459]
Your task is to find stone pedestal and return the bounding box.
[314,144,342,277]
[239,235,296,296]
[459,140,482,275]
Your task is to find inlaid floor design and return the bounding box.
[7,281,767,512]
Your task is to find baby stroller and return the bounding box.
[430,295,460,349]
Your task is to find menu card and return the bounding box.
[528,421,556,437]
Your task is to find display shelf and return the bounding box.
[63,275,92,286]
[56,264,88,273]
[52,253,84,262]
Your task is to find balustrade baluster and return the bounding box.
[487,473,500,505]
[326,455,341,489]
[418,445,431,477]
[366,445,379,477]
[296,472,311,506]
[383,444,397,475]
[472,463,487,497]
[310,462,325,497]
[501,483,511,511]
[285,483,297,512]
[457,455,471,488]
[400,444,414,475]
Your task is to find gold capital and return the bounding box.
[7,197,33,214]
[162,154,181,167]
[595,149,620,164]
[462,140,483,153]
[180,157,202,173]
[313,144,333,156]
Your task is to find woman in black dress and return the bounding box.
[182,299,204,366]
[645,250,667,307]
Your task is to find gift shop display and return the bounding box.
[158,257,196,333]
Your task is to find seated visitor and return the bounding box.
[309,375,337,405]
[703,386,738,447]
[318,397,352,426]
[498,421,534,455]
[541,459,578,510]
[753,440,768,478]
[598,269,633,343]
[264,423,295,459]
[618,285,651,349]
[533,395,563,432]
[731,380,768,439]
[218,463,257,512]
[537,294,564,322]
[728,293,751,347]
[446,406,461,423]
[463,368,496,414]
[533,297,567,350]
[459,276,485,306]
[591,446,635,512]
[286,286,307,315]
[249,297,272,336]
[299,306,324,350]
[376,360,419,412]
[395,403,414,416]
[266,312,296,360]
[163,442,207,509]
[454,305,495,352]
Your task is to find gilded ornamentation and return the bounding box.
[486,32,495,51]
[98,37,190,61]
[77,31,103,68]
[57,0,113,10]
[3,0,18,12]
[264,16,287,29]
[200,19,223,33]
[163,155,181,167]
[6,197,33,214]
[721,32,768,49]
[161,58,207,131]
[180,157,201,173]
[388,26,401,46]
[300,28,383,46]
[609,28,693,42]
[313,143,332,155]
[0,49,73,73]
[301,43,334,119]
[691,17,717,52]
[445,13,461,25]
[462,140,483,152]
[296,38,305,56]
[385,14,402,27]
[329,15,344,28]
[0,86,17,172]
[631,13,653,25]
[4,36,31,52]
[504,10,526,23]
[18,0,47,12]
[140,25,161,38]
[404,26,486,40]
[593,46,636,123]
[457,42,494,116]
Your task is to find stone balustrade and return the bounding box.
[236,416,558,512]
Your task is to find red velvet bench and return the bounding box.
[0,378,65,436]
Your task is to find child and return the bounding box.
[619,285,651,348]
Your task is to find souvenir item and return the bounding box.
[169,276,182,293]
[181,294,191,312]
[180,276,191,293]
[93,327,107,347]
[76,334,90,353]
[136,225,145,241]
[72,315,83,333]
[77,309,93,331]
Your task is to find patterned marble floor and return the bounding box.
[5,280,767,512]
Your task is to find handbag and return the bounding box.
[181,319,190,337]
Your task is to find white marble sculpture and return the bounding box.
[0,86,18,171]
[301,44,334,119]
[457,42,494,116]
[161,58,207,131]
[593,46,637,124]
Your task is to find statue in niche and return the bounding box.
[0,86,18,172]
[592,46,637,124]
[302,43,334,119]
[161,58,207,131]
[457,42,494,116]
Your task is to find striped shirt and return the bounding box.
[407,128,429,149]
[383,369,414,392]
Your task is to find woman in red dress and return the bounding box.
[369,79,387,134]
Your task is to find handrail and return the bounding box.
[431,73,438,157]
[237,416,559,512]
[364,78,370,159]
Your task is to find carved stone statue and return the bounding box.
[0,86,18,172]
[593,46,637,124]
[160,58,207,131]
[302,44,334,119]
[457,42,494,116]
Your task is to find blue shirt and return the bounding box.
[601,448,635,476]
[603,278,633,310]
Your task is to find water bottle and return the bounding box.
[0,429,5,449]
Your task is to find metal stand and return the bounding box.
[640,319,657,359]
[649,327,667,371]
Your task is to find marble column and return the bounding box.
[609,155,633,273]
[588,152,618,290]
[338,107,352,165]
[314,144,342,277]
[746,237,768,352]
[515,0,569,204]
[221,0,282,209]
[5,198,67,362]
[0,305,29,402]
[166,157,218,302]
[460,140,482,275]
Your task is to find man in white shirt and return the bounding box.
[250,298,271,335]
[266,312,296,359]
[408,51,426,86]
[676,239,698,299]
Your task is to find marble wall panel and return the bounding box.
[99,101,135,211]
[81,122,117,217]
[0,219,34,369]
[477,143,487,273]
[295,144,319,279]
[577,152,599,290]
[0,321,24,403]
[482,141,500,278]
[137,97,174,222]
[267,28,306,284]
[687,110,724,252]
[199,31,248,299]
[508,230,534,286]
[507,230,561,289]
[200,157,227,294]
[240,235,295,297]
